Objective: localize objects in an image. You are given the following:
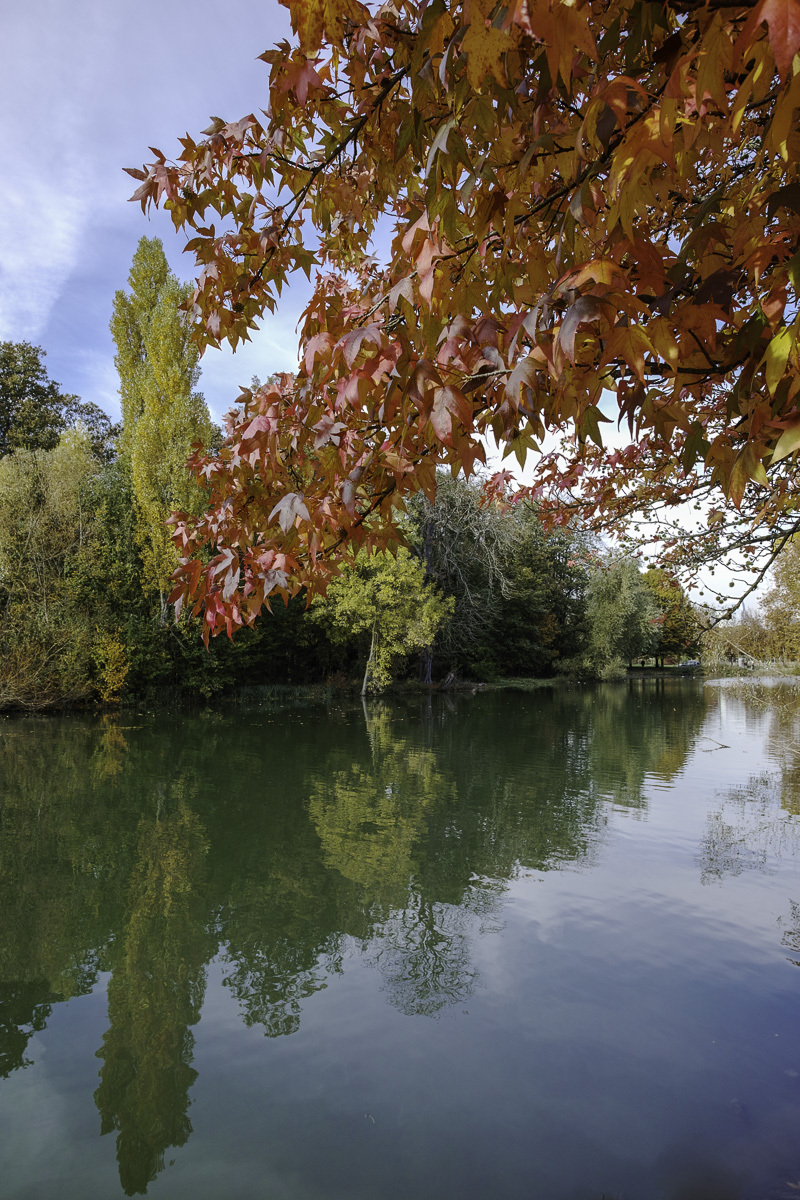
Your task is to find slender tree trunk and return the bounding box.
[417,512,435,684]
[362,622,377,697]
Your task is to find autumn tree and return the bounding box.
[126,0,800,635]
[110,238,213,609]
[643,567,702,664]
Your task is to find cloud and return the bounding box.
[0,184,88,341]
[0,3,106,339]
[1,0,291,405]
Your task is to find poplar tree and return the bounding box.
[110,238,213,608]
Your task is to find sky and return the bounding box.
[0,2,767,608]
[0,0,305,423]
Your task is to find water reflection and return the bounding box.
[699,684,800,980]
[95,803,212,1196]
[0,682,708,1194]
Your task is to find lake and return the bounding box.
[1,680,800,1199]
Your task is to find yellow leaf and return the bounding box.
[285,0,325,54]
[767,68,800,160]
[461,21,510,89]
[772,416,800,462]
[763,326,793,395]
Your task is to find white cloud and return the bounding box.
[0,184,88,340]
[0,3,107,339]
[1,0,290,384]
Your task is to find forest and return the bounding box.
[0,242,710,710]
[4,0,800,707]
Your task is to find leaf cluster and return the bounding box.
[125,0,800,631]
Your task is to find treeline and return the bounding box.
[0,239,701,711]
[702,540,800,667]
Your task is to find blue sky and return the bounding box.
[0,0,308,423]
[0,3,767,606]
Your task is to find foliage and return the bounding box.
[127,0,800,631]
[760,537,800,659]
[0,431,100,708]
[0,341,118,461]
[93,629,130,703]
[575,557,661,677]
[409,473,520,678]
[489,503,590,676]
[705,537,800,663]
[409,474,589,678]
[643,567,702,661]
[110,238,214,601]
[312,546,454,692]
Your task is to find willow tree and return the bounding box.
[110,238,213,608]
[127,0,800,635]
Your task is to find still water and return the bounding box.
[1,680,800,1199]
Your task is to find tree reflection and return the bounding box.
[0,982,55,1078]
[699,685,800,885]
[365,894,488,1016]
[698,685,800,973]
[308,706,453,905]
[95,801,212,1196]
[0,718,137,1078]
[0,684,709,1193]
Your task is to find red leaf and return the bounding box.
[430,385,470,442]
[736,0,800,78]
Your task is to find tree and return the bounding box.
[409,473,520,680]
[490,503,590,676]
[0,341,117,462]
[0,430,100,708]
[643,568,702,664]
[579,557,661,676]
[312,547,453,692]
[759,537,800,660]
[127,0,800,635]
[409,475,589,679]
[110,238,214,607]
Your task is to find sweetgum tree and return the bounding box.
[129,0,800,639]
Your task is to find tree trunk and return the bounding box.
[361,623,377,697]
[417,512,436,685]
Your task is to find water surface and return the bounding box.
[2,680,800,1198]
